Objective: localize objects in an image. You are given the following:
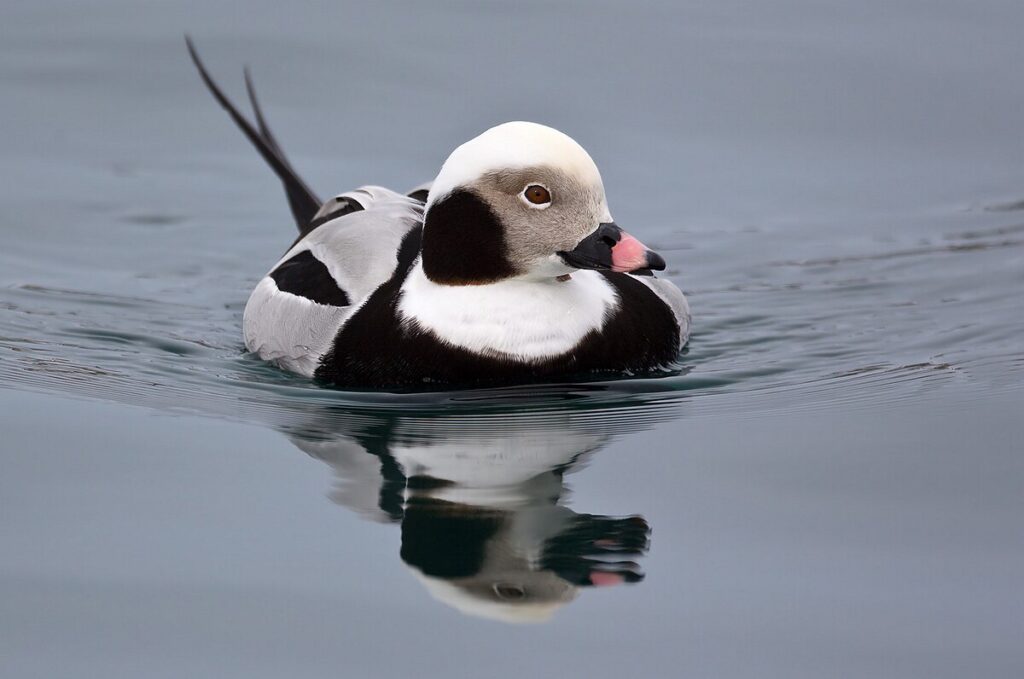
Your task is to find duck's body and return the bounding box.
[189,40,690,389]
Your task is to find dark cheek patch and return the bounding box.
[400,500,504,578]
[421,189,516,284]
[269,249,351,306]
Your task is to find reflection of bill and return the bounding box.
[287,397,674,623]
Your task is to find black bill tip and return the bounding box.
[645,250,667,271]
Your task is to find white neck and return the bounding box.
[398,261,618,362]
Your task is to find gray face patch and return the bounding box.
[469,166,608,274]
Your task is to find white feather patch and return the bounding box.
[397,261,618,362]
[242,277,351,376]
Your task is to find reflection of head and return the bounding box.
[395,496,651,623]
[400,499,576,623]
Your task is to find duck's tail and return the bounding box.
[185,36,322,234]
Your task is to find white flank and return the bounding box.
[398,261,618,362]
[242,277,350,377]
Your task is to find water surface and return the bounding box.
[1,1,1022,677]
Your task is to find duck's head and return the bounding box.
[421,121,665,285]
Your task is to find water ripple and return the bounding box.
[1,205,1021,431]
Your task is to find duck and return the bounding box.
[187,38,690,389]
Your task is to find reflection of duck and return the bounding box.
[284,392,673,623]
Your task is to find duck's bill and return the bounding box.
[557,222,666,273]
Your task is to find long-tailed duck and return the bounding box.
[188,39,690,389]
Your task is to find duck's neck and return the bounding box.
[397,260,617,362]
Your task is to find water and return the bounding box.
[2,1,1022,677]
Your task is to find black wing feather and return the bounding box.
[185,36,322,233]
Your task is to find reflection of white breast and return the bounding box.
[390,430,605,489]
[398,262,618,361]
[291,423,608,514]
[390,429,606,508]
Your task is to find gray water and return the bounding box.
[2,1,1023,677]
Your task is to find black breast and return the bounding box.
[315,263,680,389]
[574,272,682,370]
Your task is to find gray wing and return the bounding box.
[242,187,422,376]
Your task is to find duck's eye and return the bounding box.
[522,184,552,207]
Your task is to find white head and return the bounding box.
[421,122,664,285]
